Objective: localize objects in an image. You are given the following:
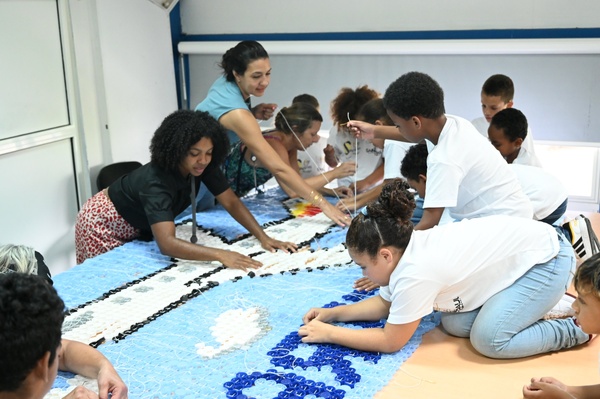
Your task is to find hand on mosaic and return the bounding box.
[252,103,277,120]
[353,277,380,292]
[220,250,262,271]
[334,162,356,179]
[523,377,574,399]
[97,365,128,399]
[333,186,353,198]
[320,201,351,227]
[302,307,336,325]
[63,386,99,399]
[298,319,333,343]
[260,236,298,253]
[346,120,375,140]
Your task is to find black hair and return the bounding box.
[274,102,323,135]
[0,273,64,392]
[291,94,320,109]
[150,110,229,172]
[574,253,600,299]
[330,85,379,126]
[482,74,514,103]
[219,40,269,82]
[346,179,415,258]
[400,143,428,181]
[383,71,445,120]
[356,98,393,126]
[489,108,528,141]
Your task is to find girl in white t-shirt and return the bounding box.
[323,86,383,193]
[298,179,590,358]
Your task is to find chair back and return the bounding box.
[96,161,142,191]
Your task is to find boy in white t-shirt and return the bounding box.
[471,74,537,156]
[379,71,532,230]
[489,108,543,167]
[402,144,566,226]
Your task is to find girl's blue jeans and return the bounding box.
[441,229,588,359]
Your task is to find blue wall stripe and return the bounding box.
[170,26,600,108]
[169,3,184,109]
[178,28,600,42]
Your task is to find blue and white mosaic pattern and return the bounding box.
[50,189,440,398]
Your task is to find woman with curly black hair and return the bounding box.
[75,110,295,268]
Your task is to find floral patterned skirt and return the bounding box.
[75,190,140,264]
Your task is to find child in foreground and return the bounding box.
[298,179,589,358]
[523,253,600,398]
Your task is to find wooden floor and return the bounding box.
[377,212,600,399]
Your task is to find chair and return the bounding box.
[96,161,142,191]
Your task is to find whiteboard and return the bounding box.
[187,51,600,143]
[0,0,69,140]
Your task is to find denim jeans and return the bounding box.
[411,196,424,225]
[441,229,587,359]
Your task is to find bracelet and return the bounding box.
[309,190,324,207]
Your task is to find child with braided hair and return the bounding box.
[299,179,590,358]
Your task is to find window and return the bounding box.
[536,144,599,211]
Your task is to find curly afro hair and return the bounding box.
[150,110,230,172]
[330,85,379,126]
[346,179,415,258]
[383,71,445,120]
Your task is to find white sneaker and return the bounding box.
[543,293,576,320]
[563,215,599,261]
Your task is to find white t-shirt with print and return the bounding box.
[379,215,559,325]
[327,126,383,188]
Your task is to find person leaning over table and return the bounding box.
[195,40,351,227]
[75,110,296,270]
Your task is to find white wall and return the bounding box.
[70,0,178,193]
[0,0,85,274]
[0,0,178,275]
[180,0,600,35]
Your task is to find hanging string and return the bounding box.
[278,109,353,216]
[190,176,198,243]
[349,111,358,216]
